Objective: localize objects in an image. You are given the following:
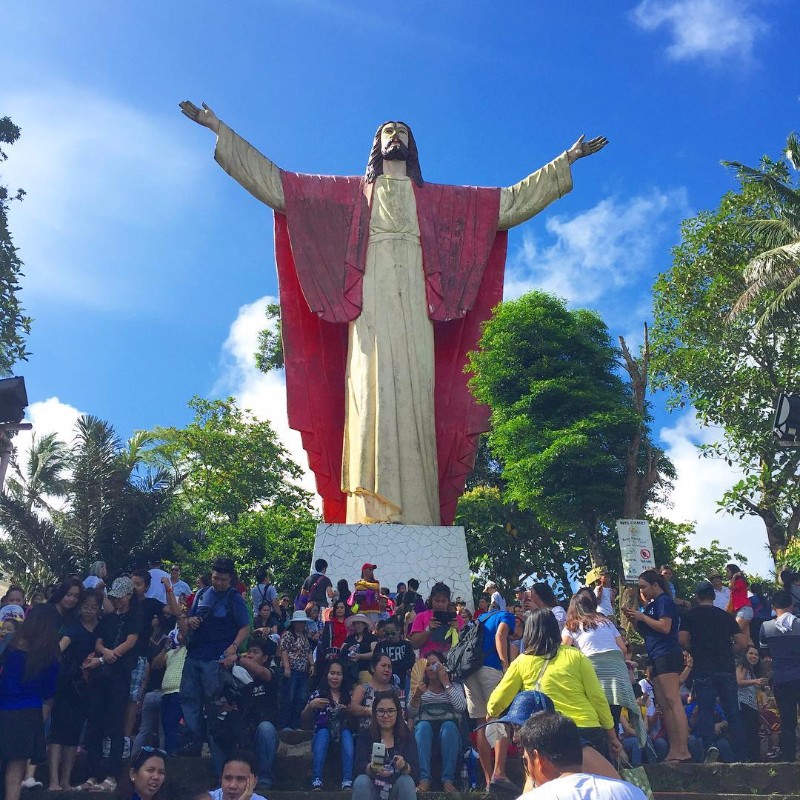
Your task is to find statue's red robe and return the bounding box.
[275,172,507,526]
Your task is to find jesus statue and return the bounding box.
[180,102,607,527]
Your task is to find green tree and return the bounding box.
[149,397,316,590]
[467,292,642,568]
[647,517,747,596]
[651,143,800,561]
[255,303,284,372]
[0,116,31,374]
[726,132,800,331]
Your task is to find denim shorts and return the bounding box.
[735,605,754,621]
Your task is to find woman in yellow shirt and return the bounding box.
[486,608,622,761]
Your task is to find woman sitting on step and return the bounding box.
[407,650,466,793]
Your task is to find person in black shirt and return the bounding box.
[678,580,748,762]
[232,637,280,794]
[302,559,335,608]
[80,577,143,792]
[759,590,800,762]
[48,588,102,790]
[375,619,415,694]
[128,570,180,752]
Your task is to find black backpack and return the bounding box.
[446,611,496,680]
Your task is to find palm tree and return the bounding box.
[726,132,800,331]
[5,432,70,512]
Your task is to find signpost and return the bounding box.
[617,518,656,583]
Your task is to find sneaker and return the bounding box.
[21,778,43,790]
[122,737,132,759]
[341,781,353,791]
[311,778,323,791]
[704,746,719,764]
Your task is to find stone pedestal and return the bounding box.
[313,523,473,609]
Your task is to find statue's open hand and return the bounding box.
[179,101,220,134]
[566,134,608,164]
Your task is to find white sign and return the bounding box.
[617,519,656,582]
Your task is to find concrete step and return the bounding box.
[30,753,800,798]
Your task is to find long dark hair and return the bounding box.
[639,570,666,593]
[368,690,408,743]
[365,121,423,186]
[522,608,561,659]
[48,577,83,610]
[10,603,61,681]
[316,658,351,704]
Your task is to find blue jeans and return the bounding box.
[693,671,748,762]
[352,773,416,800]
[160,692,183,754]
[414,719,459,783]
[180,658,222,744]
[254,721,279,787]
[312,727,354,784]
[279,670,308,729]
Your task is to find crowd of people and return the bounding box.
[0,555,798,800]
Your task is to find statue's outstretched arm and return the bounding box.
[498,134,607,230]
[179,100,285,212]
[179,100,221,133]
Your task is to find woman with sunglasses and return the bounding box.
[352,691,419,800]
[120,747,166,800]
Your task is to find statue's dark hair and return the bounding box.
[365,120,423,186]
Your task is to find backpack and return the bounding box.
[446,611,496,680]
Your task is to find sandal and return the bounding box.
[76,779,98,791]
[89,778,117,792]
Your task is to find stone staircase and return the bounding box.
[24,754,800,800]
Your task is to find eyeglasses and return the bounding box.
[375,708,398,717]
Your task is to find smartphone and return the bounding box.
[371,742,386,767]
[434,610,456,624]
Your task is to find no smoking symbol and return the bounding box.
[640,548,651,560]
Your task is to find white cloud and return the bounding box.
[0,83,204,308]
[214,296,319,504]
[632,0,768,61]
[6,397,83,505]
[504,189,687,304]
[657,410,775,577]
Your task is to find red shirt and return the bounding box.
[731,577,749,611]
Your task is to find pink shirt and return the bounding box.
[410,609,465,657]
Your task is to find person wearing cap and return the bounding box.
[342,613,378,684]
[678,580,748,762]
[80,576,143,792]
[483,581,506,612]
[516,712,646,800]
[352,564,381,624]
[707,571,731,612]
[278,609,315,730]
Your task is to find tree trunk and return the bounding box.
[619,325,658,520]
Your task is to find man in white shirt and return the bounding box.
[168,564,192,604]
[146,557,171,603]
[518,711,646,800]
[708,571,731,611]
[483,580,506,611]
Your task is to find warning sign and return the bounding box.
[617,519,656,582]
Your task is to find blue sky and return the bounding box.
[2,1,797,577]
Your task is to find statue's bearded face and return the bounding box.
[380,122,409,161]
